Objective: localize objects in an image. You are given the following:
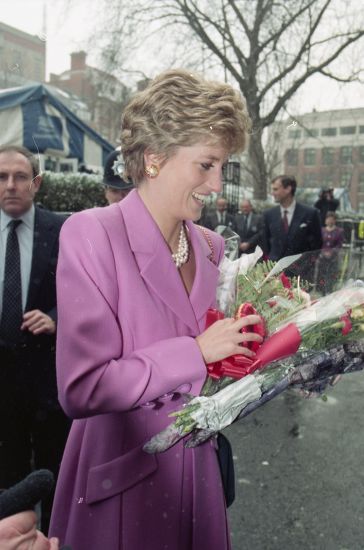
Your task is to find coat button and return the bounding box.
[141,401,157,408]
[159,392,174,402]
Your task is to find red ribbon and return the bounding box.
[205,306,302,380]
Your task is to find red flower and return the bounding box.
[280,272,291,289]
[340,313,352,336]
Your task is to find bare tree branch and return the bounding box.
[318,68,362,83]
[263,29,364,127]
[257,0,332,103]
[91,0,364,199]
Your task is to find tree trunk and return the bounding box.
[248,128,268,200]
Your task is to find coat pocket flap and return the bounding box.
[86,445,158,504]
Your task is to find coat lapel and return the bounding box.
[119,191,199,332]
[287,203,305,240]
[26,207,58,310]
[271,207,285,244]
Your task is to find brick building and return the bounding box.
[0,21,46,87]
[49,51,130,144]
[270,108,364,212]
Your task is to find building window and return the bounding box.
[44,157,57,172]
[340,146,353,164]
[303,174,318,187]
[341,169,352,187]
[359,146,364,163]
[288,129,301,139]
[358,197,364,214]
[322,147,334,165]
[11,49,23,75]
[359,200,364,215]
[304,148,316,165]
[286,149,298,165]
[358,174,364,193]
[304,128,319,138]
[358,178,364,213]
[322,174,335,187]
[321,127,337,137]
[34,60,43,81]
[340,126,356,135]
[359,126,364,134]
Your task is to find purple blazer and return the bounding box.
[49,190,231,550]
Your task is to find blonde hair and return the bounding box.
[121,68,251,184]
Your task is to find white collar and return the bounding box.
[280,200,296,216]
[0,203,35,231]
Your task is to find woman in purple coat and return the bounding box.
[49,69,261,549]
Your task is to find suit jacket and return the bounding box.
[1,206,65,408]
[263,202,322,261]
[234,212,263,252]
[25,207,65,339]
[50,190,230,550]
[204,210,236,231]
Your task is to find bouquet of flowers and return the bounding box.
[143,248,364,453]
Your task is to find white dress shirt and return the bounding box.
[218,211,226,224]
[280,200,296,227]
[0,205,35,317]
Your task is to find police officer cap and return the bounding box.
[103,149,134,190]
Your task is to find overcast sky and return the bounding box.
[1,0,96,74]
[1,0,362,115]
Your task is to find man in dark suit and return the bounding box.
[263,175,322,261]
[0,145,70,533]
[234,199,263,255]
[203,197,236,231]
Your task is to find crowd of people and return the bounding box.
[0,68,346,550]
[200,177,345,289]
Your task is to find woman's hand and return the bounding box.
[196,315,263,364]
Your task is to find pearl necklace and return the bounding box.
[171,223,190,268]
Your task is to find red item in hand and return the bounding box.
[204,308,301,380]
[205,308,224,329]
[235,302,266,353]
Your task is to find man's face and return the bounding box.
[0,151,41,217]
[241,201,252,215]
[105,187,130,205]
[216,199,227,212]
[271,179,292,204]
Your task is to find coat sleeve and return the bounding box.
[248,215,263,249]
[56,212,207,419]
[262,211,271,256]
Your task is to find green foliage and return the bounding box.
[36,171,107,213]
[235,260,309,333]
[300,314,364,352]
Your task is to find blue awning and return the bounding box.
[0,84,113,168]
